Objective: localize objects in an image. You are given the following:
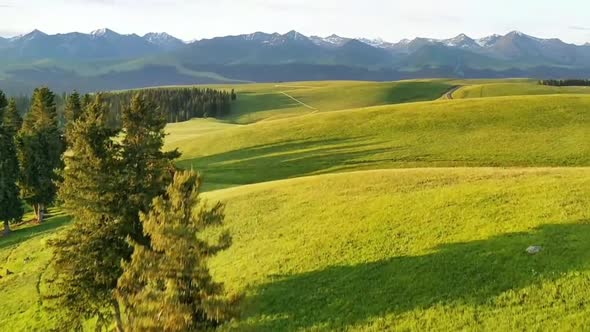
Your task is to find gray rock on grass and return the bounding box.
[526,246,542,255]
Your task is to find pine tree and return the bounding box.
[3,98,23,136]
[0,90,6,110]
[49,93,180,331]
[17,87,64,223]
[64,91,82,145]
[117,171,235,331]
[48,95,125,330]
[0,91,23,235]
[118,94,180,246]
[82,93,92,107]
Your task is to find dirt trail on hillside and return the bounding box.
[278,91,318,111]
[445,86,461,99]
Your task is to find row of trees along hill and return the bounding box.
[538,79,590,86]
[11,87,237,128]
[101,87,237,125]
[46,92,237,331]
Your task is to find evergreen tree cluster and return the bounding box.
[48,93,235,331]
[101,87,235,125]
[0,87,65,229]
[0,85,236,330]
[539,79,590,86]
[15,87,236,127]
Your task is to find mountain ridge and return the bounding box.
[1,29,590,94]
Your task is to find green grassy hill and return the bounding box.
[206,168,590,331]
[168,94,590,189]
[2,79,590,331]
[0,210,70,331]
[215,80,453,124]
[452,82,590,99]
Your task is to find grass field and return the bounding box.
[215,80,454,124]
[168,94,590,189]
[206,168,590,331]
[452,82,590,99]
[0,210,70,331]
[2,79,590,331]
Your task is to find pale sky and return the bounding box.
[1,0,590,44]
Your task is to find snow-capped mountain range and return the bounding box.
[1,28,588,63]
[1,28,590,95]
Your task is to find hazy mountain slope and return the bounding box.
[1,29,590,93]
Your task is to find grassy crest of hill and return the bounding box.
[452,82,590,99]
[206,168,590,331]
[168,95,590,189]
[211,80,454,123]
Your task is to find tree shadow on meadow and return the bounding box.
[177,137,410,187]
[244,221,590,331]
[0,212,70,250]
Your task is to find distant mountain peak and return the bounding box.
[310,34,350,47]
[16,29,48,42]
[243,31,274,41]
[443,34,478,48]
[358,37,395,49]
[25,29,47,37]
[29,29,47,35]
[284,30,307,41]
[477,34,502,47]
[144,32,181,42]
[91,28,119,38]
[506,30,528,38]
[144,32,173,38]
[143,32,185,49]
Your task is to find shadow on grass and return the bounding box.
[0,213,71,250]
[244,221,590,330]
[225,92,300,122]
[177,137,400,187]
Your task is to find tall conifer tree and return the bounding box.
[17,87,64,222]
[64,91,82,145]
[49,93,179,331]
[49,95,124,330]
[0,91,23,235]
[117,171,234,331]
[118,94,180,245]
[3,98,23,136]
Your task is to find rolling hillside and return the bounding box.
[207,168,590,331]
[169,94,590,189]
[1,80,590,331]
[215,80,454,123]
[452,82,590,99]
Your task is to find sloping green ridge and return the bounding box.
[171,95,590,188]
[206,168,590,331]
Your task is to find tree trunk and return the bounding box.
[39,204,44,223]
[34,204,44,224]
[112,299,125,332]
[32,205,38,223]
[3,220,10,236]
